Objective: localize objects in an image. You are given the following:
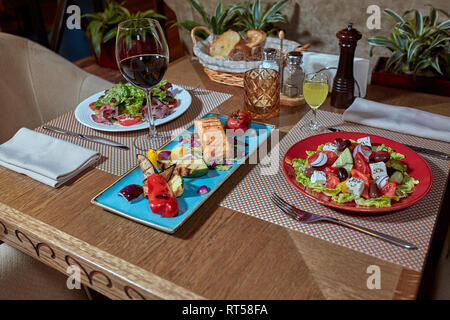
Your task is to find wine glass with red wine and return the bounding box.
[115,18,169,150]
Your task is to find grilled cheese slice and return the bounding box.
[194,117,232,164]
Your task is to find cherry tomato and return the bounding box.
[379,182,397,198]
[323,166,338,174]
[354,152,371,175]
[89,101,97,111]
[349,143,358,153]
[351,168,370,199]
[117,115,142,126]
[226,110,252,132]
[167,99,178,109]
[323,151,338,166]
[325,173,340,189]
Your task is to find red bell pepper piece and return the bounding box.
[147,174,179,218]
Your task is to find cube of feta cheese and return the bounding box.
[345,177,365,196]
[370,161,388,179]
[323,143,338,154]
[310,170,327,185]
[357,136,372,147]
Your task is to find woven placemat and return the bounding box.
[220,110,450,271]
[35,86,232,176]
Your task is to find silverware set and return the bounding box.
[271,193,417,250]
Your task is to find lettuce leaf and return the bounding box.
[310,183,343,195]
[355,196,391,207]
[332,193,359,203]
[395,173,419,199]
[372,144,405,160]
[292,158,342,195]
[389,159,407,172]
[292,158,311,186]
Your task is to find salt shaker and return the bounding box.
[282,51,304,98]
[261,48,279,71]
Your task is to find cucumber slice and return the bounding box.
[390,171,403,184]
[332,148,353,168]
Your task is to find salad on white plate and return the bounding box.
[89,80,178,126]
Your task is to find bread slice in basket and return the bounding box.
[245,30,266,48]
[209,30,241,59]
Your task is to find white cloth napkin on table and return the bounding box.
[301,51,370,97]
[0,128,101,187]
[343,98,450,143]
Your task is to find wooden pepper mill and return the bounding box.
[331,23,362,108]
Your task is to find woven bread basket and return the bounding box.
[191,27,307,87]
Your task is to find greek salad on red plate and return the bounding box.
[291,136,419,208]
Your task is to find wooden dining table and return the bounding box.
[0,55,449,300]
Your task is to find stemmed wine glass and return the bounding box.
[116,18,169,151]
[302,72,329,132]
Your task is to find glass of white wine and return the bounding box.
[303,72,329,131]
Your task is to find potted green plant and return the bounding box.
[84,0,166,69]
[368,7,450,96]
[173,0,288,40]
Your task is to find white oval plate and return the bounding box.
[74,84,192,132]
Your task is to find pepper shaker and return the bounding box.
[330,23,362,109]
[282,51,304,98]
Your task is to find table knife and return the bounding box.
[327,127,449,160]
[43,125,129,150]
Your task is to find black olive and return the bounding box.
[337,167,348,182]
[304,167,315,178]
[369,183,379,198]
[387,167,396,177]
[337,139,351,152]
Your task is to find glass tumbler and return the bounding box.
[244,68,280,119]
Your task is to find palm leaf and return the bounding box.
[215,2,223,18]
[429,7,438,26]
[102,28,117,43]
[407,39,424,61]
[428,35,450,50]
[252,0,261,26]
[437,19,450,30]
[187,0,209,24]
[384,8,405,24]
[414,59,431,74]
[414,10,424,36]
[396,23,415,37]
[431,56,443,75]
[385,51,404,71]
[260,0,288,26]
[367,36,398,50]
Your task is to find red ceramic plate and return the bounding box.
[282,132,433,213]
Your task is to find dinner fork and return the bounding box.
[271,193,417,250]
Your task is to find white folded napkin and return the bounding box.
[343,98,450,143]
[0,128,101,187]
[302,51,370,97]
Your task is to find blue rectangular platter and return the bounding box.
[92,113,274,233]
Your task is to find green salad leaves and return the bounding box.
[93,81,174,117]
